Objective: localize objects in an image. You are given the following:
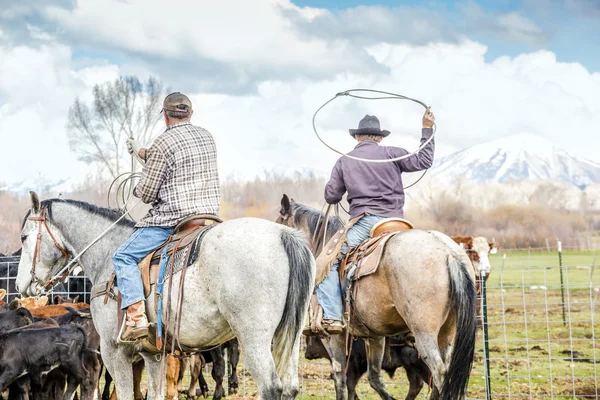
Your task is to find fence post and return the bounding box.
[558,241,566,327]
[546,238,550,253]
[480,268,492,400]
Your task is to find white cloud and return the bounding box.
[43,0,381,85]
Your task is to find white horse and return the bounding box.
[16,193,315,400]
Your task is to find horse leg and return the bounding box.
[412,334,445,400]
[279,332,301,400]
[141,353,165,400]
[323,335,348,400]
[100,341,134,400]
[210,348,226,400]
[235,332,282,399]
[365,337,395,400]
[404,368,424,400]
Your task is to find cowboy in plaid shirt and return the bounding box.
[113,92,220,341]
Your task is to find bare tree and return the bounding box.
[67,76,164,178]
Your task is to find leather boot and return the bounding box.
[122,300,150,341]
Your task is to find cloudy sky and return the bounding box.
[1,0,599,189]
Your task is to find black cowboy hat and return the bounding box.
[349,115,390,138]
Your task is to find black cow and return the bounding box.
[0,307,33,333]
[48,308,102,399]
[305,334,431,400]
[0,324,94,399]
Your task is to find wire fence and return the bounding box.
[1,249,598,399]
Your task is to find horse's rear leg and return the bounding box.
[236,332,282,399]
[413,334,445,400]
[324,335,348,400]
[279,332,301,400]
[365,337,395,400]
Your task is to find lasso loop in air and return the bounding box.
[312,89,436,190]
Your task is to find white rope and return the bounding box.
[312,89,437,163]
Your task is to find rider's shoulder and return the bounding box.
[382,145,408,157]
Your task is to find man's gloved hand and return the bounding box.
[422,107,435,129]
[126,138,145,164]
[126,138,142,156]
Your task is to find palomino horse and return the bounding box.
[16,193,315,400]
[277,195,477,400]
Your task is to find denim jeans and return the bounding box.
[113,227,174,309]
[316,214,387,321]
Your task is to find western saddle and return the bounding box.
[339,217,414,283]
[137,214,223,298]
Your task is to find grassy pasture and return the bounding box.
[156,250,600,399]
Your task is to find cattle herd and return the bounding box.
[0,289,241,400]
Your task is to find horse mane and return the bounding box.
[23,199,135,228]
[291,201,344,248]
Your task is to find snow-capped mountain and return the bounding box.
[431,133,600,188]
[0,177,74,195]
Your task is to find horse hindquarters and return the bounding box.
[355,231,476,399]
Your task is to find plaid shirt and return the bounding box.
[133,122,220,227]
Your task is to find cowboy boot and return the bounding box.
[122,300,150,341]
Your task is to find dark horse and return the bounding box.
[277,195,477,400]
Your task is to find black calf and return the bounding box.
[305,334,431,400]
[0,324,94,400]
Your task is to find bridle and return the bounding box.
[27,207,71,288]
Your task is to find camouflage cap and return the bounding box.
[161,92,193,114]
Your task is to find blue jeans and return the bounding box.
[316,214,387,320]
[113,227,174,309]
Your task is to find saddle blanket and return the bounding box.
[156,226,213,340]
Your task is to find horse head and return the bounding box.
[16,192,71,297]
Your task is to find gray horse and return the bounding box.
[16,192,315,400]
[277,195,477,400]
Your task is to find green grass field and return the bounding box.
[162,250,600,399]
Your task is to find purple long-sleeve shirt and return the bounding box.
[325,128,434,219]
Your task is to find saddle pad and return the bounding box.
[156,226,214,342]
[353,231,402,281]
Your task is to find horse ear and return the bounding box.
[281,194,291,215]
[73,295,80,303]
[53,295,62,305]
[0,289,5,302]
[30,191,40,214]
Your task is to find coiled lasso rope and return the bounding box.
[312,88,437,190]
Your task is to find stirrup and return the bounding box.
[117,318,152,344]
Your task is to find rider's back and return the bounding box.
[138,122,220,227]
[325,140,433,219]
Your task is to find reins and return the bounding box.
[28,197,143,294]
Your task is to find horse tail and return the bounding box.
[273,228,315,377]
[441,253,477,400]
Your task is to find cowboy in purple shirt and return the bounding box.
[316,108,436,335]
